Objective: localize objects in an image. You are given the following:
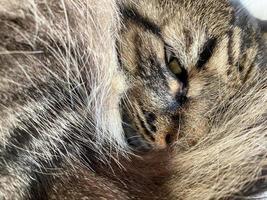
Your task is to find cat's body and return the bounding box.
[0,0,267,200]
[0,0,127,199]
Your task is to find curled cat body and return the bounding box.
[0,0,266,200]
[0,0,127,199]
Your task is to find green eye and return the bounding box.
[168,58,182,75]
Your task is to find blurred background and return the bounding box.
[239,0,267,39]
[240,0,267,20]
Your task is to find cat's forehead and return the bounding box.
[128,0,233,34]
[121,0,235,70]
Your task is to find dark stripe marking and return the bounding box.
[183,29,193,51]
[136,114,155,141]
[2,80,89,161]
[242,54,256,83]
[143,110,157,133]
[196,38,217,69]
[121,7,161,36]
[227,29,234,66]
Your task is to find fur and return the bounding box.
[50,1,267,200]
[0,0,266,200]
[0,0,127,199]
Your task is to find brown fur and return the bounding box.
[119,0,251,148]
[0,0,126,199]
[49,71,267,200]
[0,0,267,200]
[48,151,172,200]
[50,1,267,199]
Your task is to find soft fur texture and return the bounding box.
[50,1,267,199]
[0,0,266,200]
[0,0,127,199]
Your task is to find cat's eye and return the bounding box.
[165,46,183,76]
[168,58,182,76]
[165,45,188,86]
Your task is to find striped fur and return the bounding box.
[0,0,127,199]
[51,0,267,199]
[119,0,266,149]
[0,0,267,200]
[118,1,267,199]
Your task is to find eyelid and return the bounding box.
[165,46,173,63]
[164,43,177,64]
[164,45,183,68]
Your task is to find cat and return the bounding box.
[0,0,266,199]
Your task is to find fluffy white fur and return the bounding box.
[0,0,127,199]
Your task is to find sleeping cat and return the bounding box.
[0,0,266,199]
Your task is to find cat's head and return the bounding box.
[118,0,264,150]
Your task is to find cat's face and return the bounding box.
[118,0,260,150]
